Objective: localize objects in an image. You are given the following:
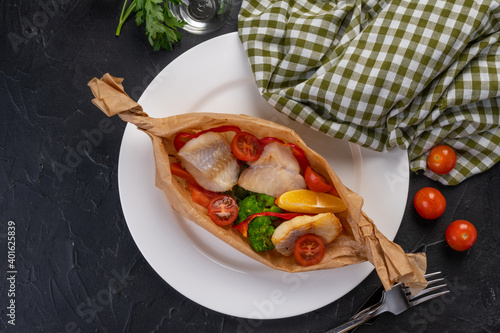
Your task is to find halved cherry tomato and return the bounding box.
[188,183,216,208]
[304,166,333,192]
[208,195,239,226]
[328,187,340,197]
[413,187,446,219]
[445,220,477,251]
[294,234,325,266]
[171,162,199,186]
[427,145,457,175]
[231,131,262,161]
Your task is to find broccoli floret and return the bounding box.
[234,192,283,224]
[236,195,262,224]
[256,193,282,220]
[255,193,276,207]
[231,190,282,252]
[247,217,275,252]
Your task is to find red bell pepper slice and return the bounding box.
[233,212,307,237]
[173,133,195,152]
[188,183,217,208]
[170,162,200,186]
[171,161,219,188]
[259,137,285,146]
[174,125,241,151]
[286,143,310,172]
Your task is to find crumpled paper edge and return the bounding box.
[88,73,427,294]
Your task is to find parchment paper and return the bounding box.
[88,73,427,293]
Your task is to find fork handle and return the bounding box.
[350,301,381,320]
[326,312,375,333]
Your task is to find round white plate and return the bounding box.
[118,32,409,319]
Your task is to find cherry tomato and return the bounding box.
[427,145,457,175]
[328,187,340,197]
[208,195,239,226]
[304,166,334,192]
[231,132,262,161]
[445,220,477,251]
[413,187,446,219]
[294,234,325,266]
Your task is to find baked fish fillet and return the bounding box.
[178,132,239,192]
[238,142,306,197]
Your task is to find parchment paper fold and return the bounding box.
[88,73,427,294]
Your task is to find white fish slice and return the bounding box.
[250,142,301,173]
[272,213,343,256]
[238,142,306,197]
[238,166,306,198]
[178,132,239,192]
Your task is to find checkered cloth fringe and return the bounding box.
[238,0,500,185]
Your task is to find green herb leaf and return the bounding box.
[116,0,185,51]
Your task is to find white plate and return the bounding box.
[118,32,409,319]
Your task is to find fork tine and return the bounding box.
[423,271,441,279]
[426,277,445,285]
[410,290,450,306]
[402,280,446,297]
[409,284,448,300]
[401,272,446,297]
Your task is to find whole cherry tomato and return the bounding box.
[413,187,446,219]
[445,220,477,251]
[427,145,457,174]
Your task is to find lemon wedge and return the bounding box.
[276,189,347,214]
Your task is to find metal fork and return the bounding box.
[327,272,450,333]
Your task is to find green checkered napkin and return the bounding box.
[238,0,500,185]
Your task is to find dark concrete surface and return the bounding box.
[1,1,499,332]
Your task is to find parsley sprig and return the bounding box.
[116,0,186,51]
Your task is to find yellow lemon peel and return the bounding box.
[276,189,347,214]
